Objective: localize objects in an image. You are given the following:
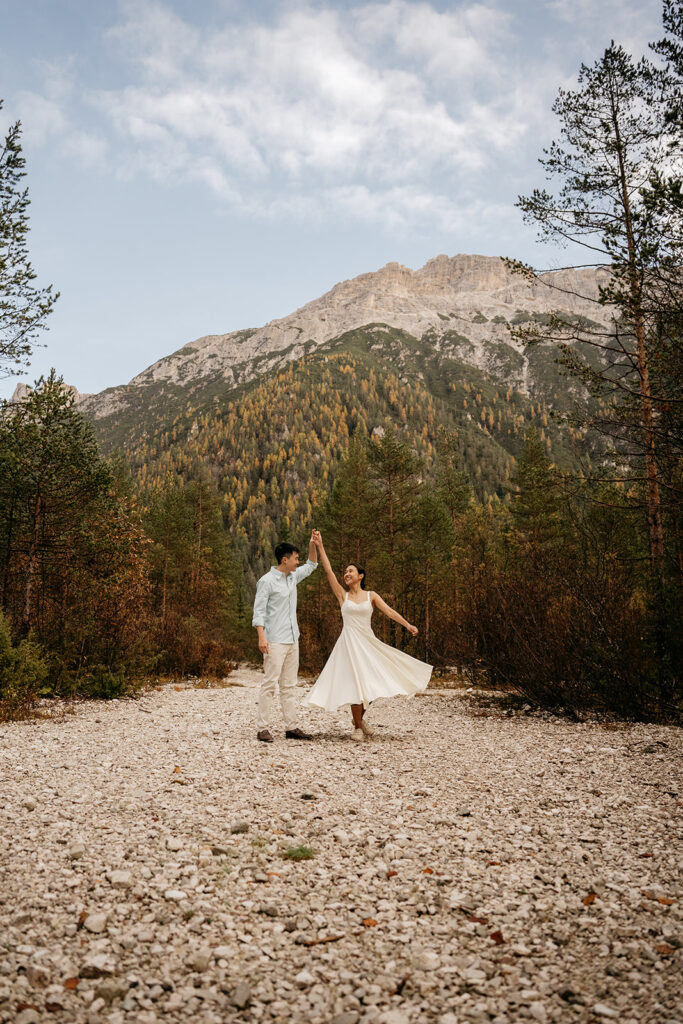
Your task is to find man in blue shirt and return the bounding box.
[252,535,318,742]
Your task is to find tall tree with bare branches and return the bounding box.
[509,36,682,585]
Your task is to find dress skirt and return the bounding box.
[303,591,432,712]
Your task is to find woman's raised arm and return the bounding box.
[312,530,345,605]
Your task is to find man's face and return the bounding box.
[281,551,300,574]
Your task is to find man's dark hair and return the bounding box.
[275,542,300,564]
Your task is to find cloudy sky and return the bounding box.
[1,0,665,398]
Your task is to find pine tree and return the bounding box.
[0,371,110,632]
[367,428,421,644]
[144,474,242,675]
[0,101,57,376]
[0,373,151,690]
[511,42,682,580]
[510,428,568,568]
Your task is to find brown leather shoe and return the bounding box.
[285,728,313,740]
[257,729,274,743]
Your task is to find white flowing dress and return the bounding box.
[303,591,432,712]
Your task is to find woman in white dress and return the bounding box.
[303,530,432,740]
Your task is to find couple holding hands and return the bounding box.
[252,529,432,742]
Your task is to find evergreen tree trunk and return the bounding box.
[2,497,15,609]
[610,80,665,576]
[22,491,41,632]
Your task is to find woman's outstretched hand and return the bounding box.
[406,624,418,636]
[311,529,322,548]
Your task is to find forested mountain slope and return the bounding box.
[91,325,597,587]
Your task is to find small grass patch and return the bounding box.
[282,844,315,861]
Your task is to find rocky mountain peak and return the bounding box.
[77,253,612,422]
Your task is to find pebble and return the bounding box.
[163,889,187,901]
[16,1011,39,1024]
[412,949,440,971]
[94,980,128,1004]
[26,964,49,987]
[231,981,251,1008]
[84,913,108,933]
[0,666,679,1024]
[189,949,212,972]
[109,869,132,889]
[80,954,116,979]
[213,946,232,959]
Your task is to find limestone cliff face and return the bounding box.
[78,254,612,420]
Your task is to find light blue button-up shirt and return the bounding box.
[252,560,318,643]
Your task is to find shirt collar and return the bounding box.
[270,566,293,580]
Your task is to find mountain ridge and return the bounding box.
[65,253,610,423]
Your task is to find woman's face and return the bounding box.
[344,565,363,587]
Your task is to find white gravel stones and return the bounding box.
[0,667,680,1024]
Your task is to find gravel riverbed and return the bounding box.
[0,668,681,1024]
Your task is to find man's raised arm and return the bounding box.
[294,532,318,582]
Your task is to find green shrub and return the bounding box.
[79,665,132,700]
[0,612,48,720]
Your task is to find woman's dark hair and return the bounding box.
[275,542,299,563]
[347,563,366,589]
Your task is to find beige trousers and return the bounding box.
[257,642,299,731]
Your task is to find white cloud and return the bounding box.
[14,0,661,232]
[85,0,533,225]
